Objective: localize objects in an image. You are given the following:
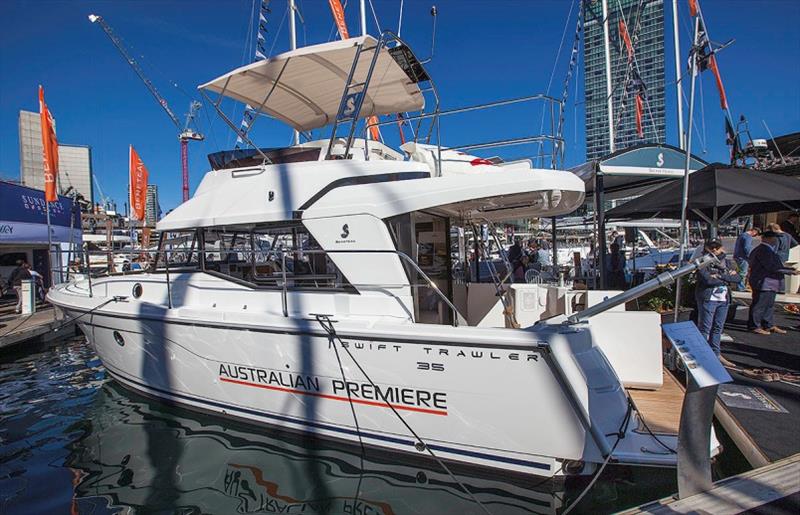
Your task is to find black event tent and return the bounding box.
[605,164,800,224]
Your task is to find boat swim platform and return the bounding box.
[626,369,684,436]
[620,452,800,514]
[0,304,76,352]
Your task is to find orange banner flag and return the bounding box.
[619,19,634,62]
[39,86,59,202]
[635,94,644,138]
[328,0,349,39]
[129,145,149,222]
[688,0,699,17]
[707,54,728,111]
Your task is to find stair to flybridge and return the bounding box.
[325,40,380,160]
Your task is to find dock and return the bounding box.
[0,304,76,351]
[622,453,800,514]
[715,302,800,467]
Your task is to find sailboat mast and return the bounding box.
[673,16,700,322]
[360,0,367,36]
[601,0,615,153]
[288,0,300,145]
[672,0,685,149]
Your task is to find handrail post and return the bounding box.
[281,252,288,317]
[164,249,173,309]
[394,251,463,327]
[86,247,93,298]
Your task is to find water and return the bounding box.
[1,337,702,514]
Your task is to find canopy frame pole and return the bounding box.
[289,0,300,145]
[236,59,290,140]
[199,89,272,164]
[674,17,701,323]
[716,205,741,232]
[596,170,607,289]
[690,209,713,226]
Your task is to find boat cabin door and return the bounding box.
[387,212,453,324]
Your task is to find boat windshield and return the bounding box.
[208,147,321,170]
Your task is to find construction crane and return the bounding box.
[88,14,204,203]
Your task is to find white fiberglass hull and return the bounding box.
[49,274,682,479]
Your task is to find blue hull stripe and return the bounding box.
[107,369,551,471]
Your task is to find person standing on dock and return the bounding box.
[780,213,800,243]
[733,227,761,292]
[747,231,800,335]
[695,239,739,360]
[8,260,32,314]
[768,223,798,264]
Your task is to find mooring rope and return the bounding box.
[0,296,125,340]
[312,313,493,515]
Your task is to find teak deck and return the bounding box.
[626,369,685,435]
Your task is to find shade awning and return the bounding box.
[199,36,425,132]
[605,165,800,222]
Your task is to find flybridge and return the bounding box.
[199,31,566,173]
[199,35,426,133]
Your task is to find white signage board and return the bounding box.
[662,321,732,388]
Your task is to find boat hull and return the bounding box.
[70,310,591,478]
[49,275,682,479]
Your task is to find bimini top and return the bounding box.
[198,36,425,132]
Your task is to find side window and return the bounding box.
[201,224,351,290]
[159,231,199,268]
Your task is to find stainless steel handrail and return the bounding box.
[363,93,565,170]
[48,247,467,326]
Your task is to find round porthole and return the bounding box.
[113,331,125,347]
[132,283,143,299]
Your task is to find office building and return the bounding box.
[18,110,94,202]
[145,184,159,227]
[583,0,666,160]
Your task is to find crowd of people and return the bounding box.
[694,218,800,365]
[507,236,553,282]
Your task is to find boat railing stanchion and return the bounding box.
[87,250,93,298]
[281,252,288,317]
[164,249,173,309]
[393,251,462,327]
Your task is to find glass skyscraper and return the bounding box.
[583,0,666,160]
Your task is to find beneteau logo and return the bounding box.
[336,223,355,244]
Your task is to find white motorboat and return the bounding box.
[50,34,717,479]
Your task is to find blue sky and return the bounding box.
[1,0,798,213]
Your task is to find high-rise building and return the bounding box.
[583,0,666,160]
[145,184,159,227]
[19,110,94,202]
[58,144,94,202]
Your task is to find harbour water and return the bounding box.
[1,336,740,514]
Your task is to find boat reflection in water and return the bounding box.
[68,383,568,515]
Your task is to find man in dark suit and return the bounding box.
[747,231,799,334]
[780,213,800,243]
